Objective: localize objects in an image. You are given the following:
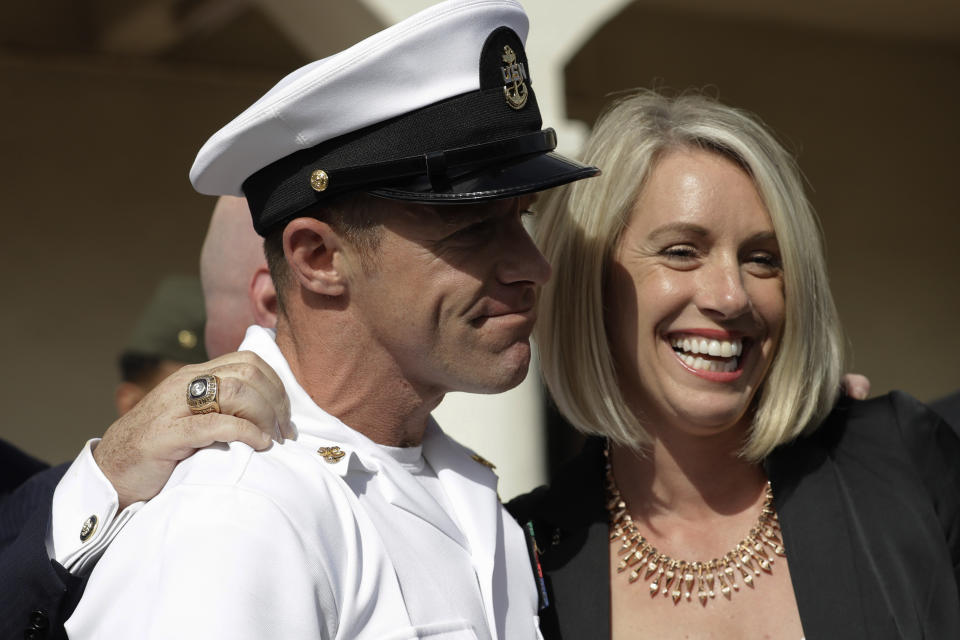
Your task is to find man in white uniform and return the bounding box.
[66,1,598,638]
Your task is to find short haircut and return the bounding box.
[263,193,383,312]
[535,90,845,461]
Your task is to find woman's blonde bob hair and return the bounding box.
[535,90,844,461]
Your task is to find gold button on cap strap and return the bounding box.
[310,170,329,192]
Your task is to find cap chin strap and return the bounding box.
[321,128,557,195]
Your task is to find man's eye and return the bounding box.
[451,220,495,241]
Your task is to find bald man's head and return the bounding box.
[200,196,277,357]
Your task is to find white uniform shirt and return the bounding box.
[66,326,542,640]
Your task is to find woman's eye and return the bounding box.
[661,245,698,259]
[750,252,780,266]
[746,252,782,273]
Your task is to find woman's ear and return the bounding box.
[282,218,348,297]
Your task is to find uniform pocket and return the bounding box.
[411,620,478,639]
[375,619,478,640]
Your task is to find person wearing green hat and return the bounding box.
[2,266,292,640]
[114,276,209,416]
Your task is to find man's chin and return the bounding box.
[452,350,532,395]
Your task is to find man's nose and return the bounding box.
[496,217,552,286]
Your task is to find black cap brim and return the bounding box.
[368,151,600,204]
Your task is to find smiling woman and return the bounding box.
[508,91,960,640]
[605,148,787,442]
[533,93,843,462]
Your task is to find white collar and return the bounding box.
[237,326,461,471]
[239,324,502,556]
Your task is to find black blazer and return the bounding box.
[508,392,960,640]
[0,439,48,495]
[0,443,77,640]
[930,390,960,439]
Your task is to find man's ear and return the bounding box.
[283,218,348,297]
[114,382,146,417]
[249,266,278,329]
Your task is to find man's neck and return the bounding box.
[275,314,442,447]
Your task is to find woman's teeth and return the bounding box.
[677,353,738,373]
[671,336,742,357]
[670,336,743,373]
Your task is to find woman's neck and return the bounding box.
[609,427,767,522]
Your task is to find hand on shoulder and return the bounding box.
[93,351,293,509]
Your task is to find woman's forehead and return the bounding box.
[627,150,770,230]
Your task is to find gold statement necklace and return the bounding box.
[604,444,786,605]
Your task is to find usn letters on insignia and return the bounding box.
[500,45,528,110]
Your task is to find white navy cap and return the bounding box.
[190,0,599,236]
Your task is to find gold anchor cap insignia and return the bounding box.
[500,45,528,110]
[317,446,346,463]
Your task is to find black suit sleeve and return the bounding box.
[929,390,960,439]
[890,391,960,593]
[0,440,49,495]
[0,464,82,640]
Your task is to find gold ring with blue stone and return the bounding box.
[186,374,221,415]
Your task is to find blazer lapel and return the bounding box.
[544,516,610,640]
[511,438,612,640]
[766,433,870,640]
